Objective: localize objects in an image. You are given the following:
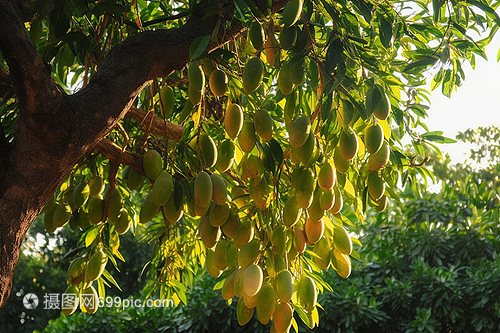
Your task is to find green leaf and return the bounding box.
[233,0,253,27]
[85,226,99,247]
[379,17,393,48]
[189,35,211,61]
[432,0,446,23]
[102,269,122,291]
[325,38,343,75]
[403,56,439,73]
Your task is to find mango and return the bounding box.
[373,91,391,120]
[61,285,79,316]
[332,248,351,278]
[78,210,92,230]
[282,0,304,27]
[256,283,275,324]
[313,236,330,270]
[237,295,255,326]
[294,131,315,165]
[368,140,390,171]
[53,202,72,228]
[86,249,107,282]
[276,269,293,302]
[318,160,335,190]
[209,69,228,97]
[234,221,254,249]
[225,103,244,139]
[365,122,384,154]
[67,256,86,286]
[222,269,237,300]
[254,109,274,141]
[188,83,202,105]
[375,195,387,212]
[249,174,271,209]
[242,154,264,180]
[88,197,105,225]
[289,56,305,85]
[238,239,260,268]
[280,26,298,50]
[107,189,123,224]
[215,139,236,173]
[278,62,293,95]
[304,217,324,244]
[160,85,175,118]
[81,285,98,314]
[226,240,239,268]
[115,209,131,234]
[205,248,222,277]
[195,171,213,208]
[307,190,324,222]
[222,206,240,239]
[209,202,230,227]
[188,61,205,92]
[238,121,257,153]
[73,181,90,208]
[367,171,385,201]
[274,302,293,333]
[283,196,301,228]
[319,188,334,211]
[243,292,258,309]
[234,267,246,298]
[143,149,163,180]
[334,146,350,174]
[298,275,317,311]
[214,239,228,270]
[339,128,358,161]
[163,181,184,223]
[328,187,343,214]
[202,58,215,76]
[126,167,143,191]
[243,57,265,94]
[140,192,158,223]
[284,91,297,127]
[210,173,227,205]
[293,226,307,253]
[288,115,310,148]
[199,133,217,169]
[333,224,352,255]
[243,263,263,296]
[295,168,315,209]
[199,215,221,248]
[249,21,265,50]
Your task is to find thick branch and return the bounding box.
[94,139,144,174]
[126,107,184,141]
[0,0,62,116]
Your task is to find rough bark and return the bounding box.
[0,0,288,308]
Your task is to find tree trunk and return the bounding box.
[0,0,288,308]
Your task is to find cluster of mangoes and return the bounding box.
[43,175,132,235]
[133,0,395,329]
[63,247,108,315]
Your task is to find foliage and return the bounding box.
[2,0,500,330]
[40,143,500,332]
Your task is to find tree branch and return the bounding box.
[0,0,62,116]
[126,107,184,141]
[94,138,144,175]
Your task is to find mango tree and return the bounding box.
[0,0,498,330]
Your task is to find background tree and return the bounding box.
[1,0,499,330]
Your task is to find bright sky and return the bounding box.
[423,35,500,166]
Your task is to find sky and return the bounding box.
[422,35,500,166]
